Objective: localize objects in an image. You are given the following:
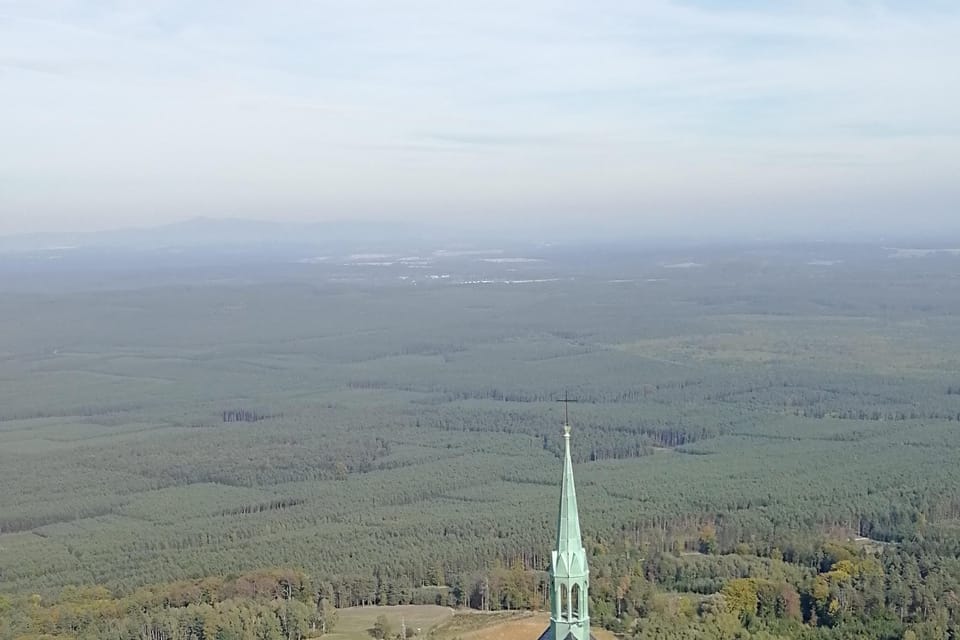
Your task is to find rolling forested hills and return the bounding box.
[2,240,960,639]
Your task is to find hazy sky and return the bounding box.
[1,1,958,237]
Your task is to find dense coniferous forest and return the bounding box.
[2,241,960,639]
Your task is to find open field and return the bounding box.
[430,610,619,640]
[328,605,454,640]
[446,612,548,640]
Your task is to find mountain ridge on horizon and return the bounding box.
[3,216,959,254]
[0,217,444,253]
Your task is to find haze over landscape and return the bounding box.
[4,3,960,640]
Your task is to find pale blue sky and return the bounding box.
[1,1,958,237]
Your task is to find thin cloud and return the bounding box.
[421,133,579,148]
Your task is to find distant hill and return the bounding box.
[0,217,445,253]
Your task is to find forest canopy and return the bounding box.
[2,242,960,639]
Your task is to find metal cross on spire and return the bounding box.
[558,391,577,435]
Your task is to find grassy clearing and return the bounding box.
[431,611,534,640]
[328,605,454,640]
[445,612,545,640]
[432,611,618,640]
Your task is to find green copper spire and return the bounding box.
[540,419,591,640]
[556,424,583,554]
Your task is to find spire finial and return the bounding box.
[560,391,574,436]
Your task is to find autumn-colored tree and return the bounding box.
[776,583,802,621]
[720,578,758,619]
[698,524,718,555]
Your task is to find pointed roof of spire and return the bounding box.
[556,423,583,554]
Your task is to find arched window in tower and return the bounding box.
[571,584,581,619]
[560,584,569,620]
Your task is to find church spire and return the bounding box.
[556,423,583,554]
[541,413,591,640]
